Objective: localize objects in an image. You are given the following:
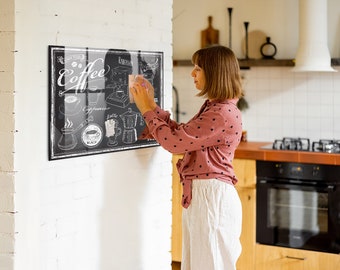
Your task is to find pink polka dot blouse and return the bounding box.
[141,98,242,208]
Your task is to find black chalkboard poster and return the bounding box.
[48,45,163,160]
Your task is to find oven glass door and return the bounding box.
[256,179,339,253]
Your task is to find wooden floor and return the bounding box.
[172,261,181,270]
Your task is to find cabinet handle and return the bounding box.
[286,255,306,260]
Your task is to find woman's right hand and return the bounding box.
[134,75,157,108]
[130,80,157,115]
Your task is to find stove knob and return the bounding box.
[312,166,320,176]
[275,163,283,174]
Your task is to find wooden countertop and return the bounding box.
[235,141,340,165]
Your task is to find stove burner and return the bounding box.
[312,139,340,153]
[270,137,340,153]
[272,137,310,151]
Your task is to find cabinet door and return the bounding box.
[255,244,340,270]
[171,154,183,262]
[236,188,256,270]
[233,159,256,188]
[318,251,340,270]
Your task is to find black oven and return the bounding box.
[256,160,340,254]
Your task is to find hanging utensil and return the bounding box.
[244,22,250,59]
[227,8,233,49]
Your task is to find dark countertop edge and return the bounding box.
[235,142,340,165]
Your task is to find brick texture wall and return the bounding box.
[0,0,15,269]
[0,1,173,270]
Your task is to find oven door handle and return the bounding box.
[257,179,330,191]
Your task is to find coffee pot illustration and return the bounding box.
[58,126,78,150]
[119,108,143,144]
[57,116,93,151]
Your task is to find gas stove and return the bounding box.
[312,139,340,153]
[263,137,340,153]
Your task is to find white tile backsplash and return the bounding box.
[173,66,340,143]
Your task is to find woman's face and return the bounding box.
[191,64,205,91]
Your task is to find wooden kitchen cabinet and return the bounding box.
[171,154,183,262]
[171,156,257,270]
[233,159,256,189]
[255,244,340,270]
[233,159,256,270]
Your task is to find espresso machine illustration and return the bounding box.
[105,67,131,108]
[119,108,144,144]
[139,57,159,85]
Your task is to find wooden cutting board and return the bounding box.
[241,30,267,59]
[201,16,219,48]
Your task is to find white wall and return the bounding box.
[173,0,340,59]
[173,66,340,142]
[0,1,173,270]
[173,0,340,143]
[240,66,340,142]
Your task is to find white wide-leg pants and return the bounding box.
[181,179,242,270]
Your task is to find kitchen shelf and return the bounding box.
[238,59,294,69]
[173,58,340,69]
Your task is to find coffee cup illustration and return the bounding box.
[65,94,80,111]
[81,123,103,148]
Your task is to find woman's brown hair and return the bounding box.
[191,45,243,100]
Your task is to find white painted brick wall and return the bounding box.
[0,174,15,193]
[0,213,15,270]
[1,1,173,270]
[0,0,16,269]
[0,256,14,270]
[0,193,14,213]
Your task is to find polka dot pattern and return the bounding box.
[141,99,242,208]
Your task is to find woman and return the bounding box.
[131,45,243,270]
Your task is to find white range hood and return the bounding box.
[293,0,336,72]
